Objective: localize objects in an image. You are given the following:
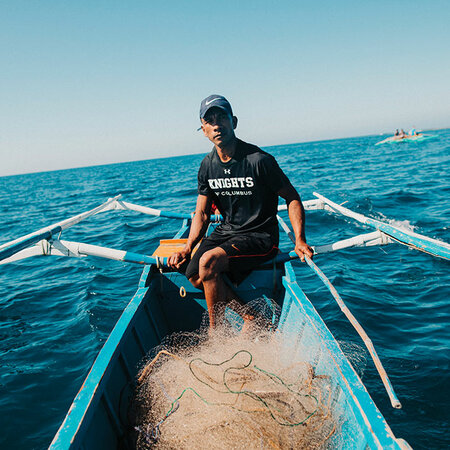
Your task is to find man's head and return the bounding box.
[199,95,238,148]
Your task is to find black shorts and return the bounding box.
[184,230,279,285]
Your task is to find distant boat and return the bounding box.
[375,134,438,146]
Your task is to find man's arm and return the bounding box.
[167,194,212,269]
[278,184,314,262]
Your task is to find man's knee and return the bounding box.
[198,249,227,281]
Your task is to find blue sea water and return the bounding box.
[0,129,449,449]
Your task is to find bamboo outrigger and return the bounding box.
[2,193,448,449]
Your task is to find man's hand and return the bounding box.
[167,247,191,269]
[295,239,314,262]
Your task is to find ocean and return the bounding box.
[0,129,449,449]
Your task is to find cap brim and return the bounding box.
[200,104,229,120]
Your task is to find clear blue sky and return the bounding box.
[1,0,449,176]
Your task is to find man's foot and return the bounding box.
[240,313,257,335]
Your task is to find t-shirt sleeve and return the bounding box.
[197,158,210,196]
[260,154,291,193]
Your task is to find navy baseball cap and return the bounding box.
[199,95,233,120]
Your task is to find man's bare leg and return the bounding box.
[189,247,256,331]
[197,247,256,330]
[188,273,236,303]
[197,247,232,329]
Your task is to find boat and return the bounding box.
[2,193,449,449]
[375,134,437,146]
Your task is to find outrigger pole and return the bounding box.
[304,256,402,408]
[276,214,402,409]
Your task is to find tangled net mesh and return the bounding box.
[131,299,340,449]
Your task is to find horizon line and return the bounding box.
[1,127,447,179]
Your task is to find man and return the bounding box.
[168,95,313,329]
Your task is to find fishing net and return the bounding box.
[131,299,339,449]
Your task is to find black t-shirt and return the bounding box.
[198,139,290,243]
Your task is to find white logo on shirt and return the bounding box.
[224,169,231,174]
[208,177,254,189]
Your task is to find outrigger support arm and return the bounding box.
[277,215,392,255]
[113,199,222,222]
[0,195,226,264]
[1,230,393,265]
[277,198,324,212]
[0,196,121,263]
[0,239,169,267]
[313,192,450,260]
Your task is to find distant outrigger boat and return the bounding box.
[375,134,437,146]
[1,193,449,449]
